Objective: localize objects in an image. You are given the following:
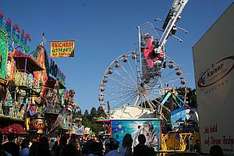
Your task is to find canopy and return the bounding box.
[9,50,44,73]
[110,106,155,119]
[0,123,26,135]
[45,76,66,89]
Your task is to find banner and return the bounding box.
[0,29,8,79]
[111,118,160,150]
[50,40,75,58]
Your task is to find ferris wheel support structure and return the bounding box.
[137,26,143,84]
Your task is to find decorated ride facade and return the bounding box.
[0,12,35,135]
[0,11,79,136]
[28,45,79,135]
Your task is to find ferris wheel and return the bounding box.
[98,51,187,112]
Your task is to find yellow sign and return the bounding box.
[50,40,75,58]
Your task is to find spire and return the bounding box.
[40,32,47,46]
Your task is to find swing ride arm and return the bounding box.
[155,0,189,54]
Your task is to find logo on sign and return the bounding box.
[198,56,234,88]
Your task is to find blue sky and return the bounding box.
[0,0,233,111]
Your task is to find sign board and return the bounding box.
[0,29,8,79]
[50,40,75,58]
[111,118,160,150]
[171,108,198,129]
[193,4,234,154]
[48,58,66,84]
[171,108,187,128]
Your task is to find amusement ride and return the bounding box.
[98,0,189,119]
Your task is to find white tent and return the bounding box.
[110,105,155,119]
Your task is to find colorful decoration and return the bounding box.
[0,32,76,136]
[30,118,45,134]
[0,29,8,79]
[112,119,161,149]
[33,46,49,96]
[14,72,33,87]
[28,103,37,117]
[49,89,77,132]
[0,11,31,53]
[0,123,26,135]
[142,34,165,68]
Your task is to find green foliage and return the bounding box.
[84,109,89,118]
[73,109,82,118]
[90,107,97,118]
[187,89,197,108]
[97,106,107,118]
[81,107,104,134]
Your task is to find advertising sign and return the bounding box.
[193,4,234,154]
[0,29,8,79]
[50,40,75,58]
[111,118,160,150]
[48,58,66,84]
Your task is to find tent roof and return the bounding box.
[110,106,155,119]
[9,50,44,73]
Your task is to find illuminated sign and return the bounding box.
[50,40,75,58]
[198,56,234,88]
[0,29,8,79]
[0,11,31,53]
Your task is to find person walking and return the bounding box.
[3,134,19,156]
[19,139,30,156]
[119,134,133,156]
[104,138,121,156]
[133,134,154,156]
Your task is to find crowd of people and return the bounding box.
[0,132,157,156]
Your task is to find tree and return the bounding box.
[84,109,89,118]
[189,89,197,108]
[90,107,97,118]
[97,106,107,118]
[73,107,82,118]
[82,107,104,135]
